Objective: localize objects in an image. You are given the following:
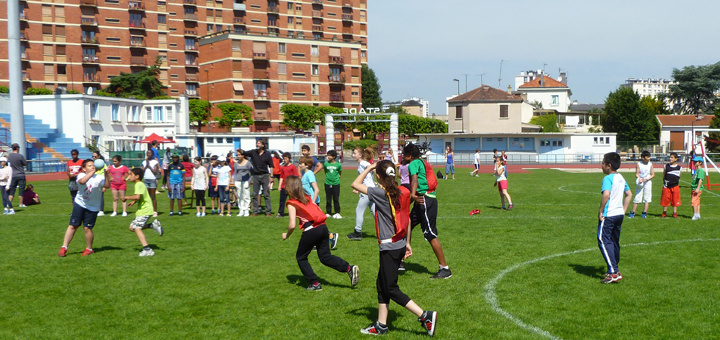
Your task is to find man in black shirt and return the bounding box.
[7,143,27,208]
[238,139,274,216]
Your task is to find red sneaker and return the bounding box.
[661,212,667,218]
[58,247,67,257]
[672,213,678,219]
[81,248,94,256]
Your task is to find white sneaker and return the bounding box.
[153,212,158,217]
[243,211,249,217]
[7,209,15,215]
[196,212,201,217]
[692,215,699,221]
[122,212,128,217]
[237,212,242,216]
[19,204,27,208]
[333,213,342,219]
[139,248,155,257]
[151,220,164,236]
[110,212,117,217]
[97,211,104,216]
[326,213,331,218]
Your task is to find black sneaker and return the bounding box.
[360,321,388,335]
[418,311,437,337]
[398,260,406,271]
[347,231,362,241]
[306,282,322,291]
[330,233,339,250]
[430,268,452,279]
[348,265,359,287]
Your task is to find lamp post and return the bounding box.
[453,79,459,95]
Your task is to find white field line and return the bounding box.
[680,180,720,198]
[484,238,720,340]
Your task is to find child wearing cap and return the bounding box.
[0,157,13,214]
[690,156,706,220]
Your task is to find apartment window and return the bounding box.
[83,48,96,57]
[499,105,508,118]
[551,95,559,106]
[158,14,166,24]
[293,92,305,97]
[312,64,318,75]
[232,40,241,51]
[278,42,286,54]
[57,65,67,75]
[233,60,242,72]
[207,24,214,33]
[287,31,294,38]
[55,6,65,18]
[278,82,287,94]
[292,53,304,58]
[90,103,99,120]
[216,24,223,32]
[128,106,139,122]
[43,45,53,56]
[361,50,366,58]
[56,26,65,37]
[186,84,197,96]
[351,87,359,96]
[145,107,152,120]
[312,33,322,40]
[278,63,286,74]
[165,106,174,121]
[111,104,119,121]
[311,45,319,56]
[44,64,54,76]
[292,72,305,78]
[216,9,222,18]
[42,5,52,17]
[287,16,293,24]
[311,84,319,95]
[185,54,197,65]
[455,106,462,119]
[153,106,164,122]
[185,38,195,50]
[287,2,293,10]
[57,45,66,56]
[295,4,301,10]
[42,25,53,36]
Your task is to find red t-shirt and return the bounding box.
[280,164,299,189]
[273,158,282,176]
[67,159,83,179]
[107,165,129,186]
[181,161,194,178]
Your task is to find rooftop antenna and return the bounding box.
[462,74,469,92]
[498,60,504,89]
[541,63,547,87]
[476,73,487,85]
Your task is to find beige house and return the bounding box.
[402,100,425,117]
[447,85,537,133]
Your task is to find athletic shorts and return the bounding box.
[143,179,157,189]
[474,164,480,170]
[498,180,508,191]
[111,182,127,191]
[208,184,219,198]
[660,186,681,207]
[691,190,702,206]
[69,204,99,229]
[410,195,438,242]
[131,215,151,230]
[633,180,652,204]
[167,182,185,200]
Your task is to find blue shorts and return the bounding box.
[69,204,99,229]
[445,164,454,174]
[217,185,229,203]
[167,182,185,200]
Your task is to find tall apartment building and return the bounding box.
[620,78,676,97]
[0,0,367,132]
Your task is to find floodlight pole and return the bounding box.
[8,0,25,156]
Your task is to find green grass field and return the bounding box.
[2,168,719,339]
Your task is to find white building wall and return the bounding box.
[524,89,571,112]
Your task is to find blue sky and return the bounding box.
[367,0,720,115]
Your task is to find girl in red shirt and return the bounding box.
[107,155,130,216]
[276,152,299,217]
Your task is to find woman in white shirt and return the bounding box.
[470,149,481,177]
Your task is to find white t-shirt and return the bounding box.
[215,166,231,186]
[601,173,630,217]
[75,172,105,211]
[473,152,481,165]
[357,160,376,188]
[637,161,652,180]
[142,159,159,180]
[192,166,207,190]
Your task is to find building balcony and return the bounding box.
[130,56,147,66]
[268,20,278,27]
[186,90,199,97]
[185,60,198,67]
[328,74,345,84]
[253,52,268,60]
[21,52,29,60]
[342,0,352,7]
[83,74,101,83]
[19,32,29,41]
[22,71,30,81]
[329,92,344,102]
[129,20,146,29]
[130,40,146,49]
[234,17,245,24]
[253,70,270,80]
[128,1,145,11]
[254,111,269,120]
[184,13,198,21]
[329,56,344,65]
[342,28,353,35]
[312,10,323,18]
[19,12,28,21]
[342,14,353,21]
[312,25,323,31]
[184,0,197,6]
[79,0,97,7]
[312,0,323,4]
[81,36,99,45]
[267,6,279,14]
[186,73,199,82]
[185,45,199,52]
[254,90,269,100]
[233,3,246,11]
[82,55,100,64]
[184,30,197,37]
[80,17,98,26]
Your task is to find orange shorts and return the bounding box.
[660,186,681,207]
[691,190,702,206]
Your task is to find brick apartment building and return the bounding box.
[0,0,367,132]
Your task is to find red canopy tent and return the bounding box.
[134,133,176,144]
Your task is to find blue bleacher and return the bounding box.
[0,113,93,160]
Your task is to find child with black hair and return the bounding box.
[629,150,655,218]
[351,160,438,336]
[597,152,632,283]
[124,168,164,256]
[276,152,299,217]
[323,149,342,218]
[660,152,681,218]
[107,155,129,216]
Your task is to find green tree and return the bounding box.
[214,103,253,130]
[707,105,720,152]
[603,87,657,141]
[103,56,165,99]
[281,104,325,131]
[361,64,382,109]
[668,62,720,115]
[640,95,667,140]
[529,114,560,132]
[189,99,211,127]
[398,113,447,136]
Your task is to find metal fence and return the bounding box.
[426,153,720,166]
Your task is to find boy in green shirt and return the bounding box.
[323,150,343,219]
[123,168,164,256]
[690,156,706,220]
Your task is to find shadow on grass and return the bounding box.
[347,307,426,336]
[568,263,605,279]
[400,262,434,275]
[286,274,350,289]
[93,245,123,253]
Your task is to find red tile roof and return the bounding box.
[447,85,522,103]
[656,114,715,127]
[518,75,568,88]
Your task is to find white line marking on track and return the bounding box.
[680,180,720,198]
[484,238,720,340]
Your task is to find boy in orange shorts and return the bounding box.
[690,156,706,220]
[660,152,681,218]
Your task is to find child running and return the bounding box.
[347,147,376,241]
[191,157,208,217]
[470,149,480,177]
[215,156,233,216]
[494,157,513,210]
[123,168,164,256]
[691,156,706,220]
[108,155,129,216]
[281,175,358,291]
[167,154,186,216]
[597,152,632,283]
[276,152,299,217]
[59,159,111,257]
[351,160,438,336]
[629,150,654,218]
[403,143,452,279]
[660,152,681,218]
[323,150,343,219]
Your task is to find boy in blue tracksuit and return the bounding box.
[597,152,632,284]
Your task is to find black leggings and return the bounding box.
[324,184,341,214]
[163,169,169,185]
[195,190,206,207]
[377,248,411,306]
[296,224,349,284]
